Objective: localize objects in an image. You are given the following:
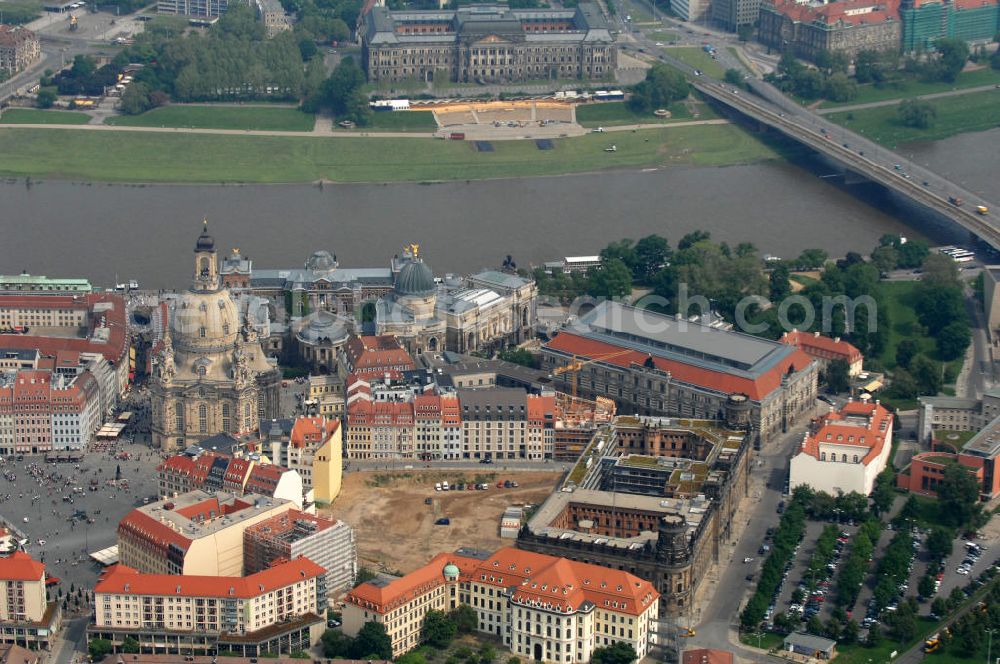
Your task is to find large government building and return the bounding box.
[151,224,282,450]
[541,302,818,448]
[361,2,617,84]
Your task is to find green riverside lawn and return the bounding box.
[105,105,317,131]
[819,66,1000,109]
[665,47,727,79]
[827,87,1000,147]
[0,109,92,125]
[0,124,778,183]
[575,100,693,127]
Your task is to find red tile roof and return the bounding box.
[290,416,340,449]
[781,330,862,364]
[0,551,45,582]
[767,0,900,25]
[800,400,893,465]
[347,546,657,617]
[0,293,128,366]
[546,331,813,401]
[94,557,325,599]
[343,335,416,379]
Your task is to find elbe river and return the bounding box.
[1,127,998,290]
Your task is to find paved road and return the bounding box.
[815,83,1000,116]
[686,401,829,661]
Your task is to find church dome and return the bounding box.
[306,250,337,273]
[194,222,215,253]
[443,563,460,580]
[296,311,349,346]
[171,290,241,354]
[396,260,436,296]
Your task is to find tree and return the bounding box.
[870,244,899,275]
[627,64,689,114]
[89,639,114,661]
[911,354,943,395]
[769,264,791,301]
[724,68,744,87]
[120,82,153,115]
[926,527,954,561]
[872,467,897,515]
[918,573,936,599]
[866,623,883,646]
[825,359,850,394]
[478,642,497,664]
[842,618,860,644]
[823,72,857,102]
[587,258,632,299]
[421,609,457,649]
[933,38,969,82]
[895,339,918,369]
[633,234,671,281]
[897,98,936,129]
[795,248,828,269]
[351,621,393,660]
[499,348,538,368]
[449,604,478,634]
[894,240,929,269]
[36,87,57,109]
[938,462,982,530]
[931,596,949,617]
[591,642,637,664]
[936,320,971,362]
[321,629,352,658]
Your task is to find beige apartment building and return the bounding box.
[0,552,61,649]
[90,558,326,656]
[258,416,343,504]
[344,547,658,660]
[117,491,292,576]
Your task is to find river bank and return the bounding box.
[0,124,776,184]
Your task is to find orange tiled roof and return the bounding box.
[290,416,340,449]
[800,400,892,465]
[0,551,45,582]
[767,0,900,25]
[547,331,812,401]
[347,546,658,617]
[781,330,862,364]
[94,557,325,599]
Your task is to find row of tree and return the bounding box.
[740,489,810,629]
[834,518,882,609]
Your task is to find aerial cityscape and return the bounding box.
[0,0,999,661]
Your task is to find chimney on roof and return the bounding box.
[834,336,841,343]
[813,330,819,337]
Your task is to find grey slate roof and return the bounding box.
[568,301,797,378]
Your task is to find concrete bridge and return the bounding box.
[692,76,1000,249]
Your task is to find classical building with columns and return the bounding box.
[361,2,617,84]
[151,224,282,451]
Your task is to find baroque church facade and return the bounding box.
[151,224,282,451]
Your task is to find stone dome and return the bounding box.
[296,311,349,345]
[306,250,337,274]
[171,290,241,354]
[396,260,436,296]
[194,222,215,253]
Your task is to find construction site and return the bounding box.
[322,468,563,574]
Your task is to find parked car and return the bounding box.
[435,518,451,526]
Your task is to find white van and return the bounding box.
[442,481,450,491]
[435,482,442,491]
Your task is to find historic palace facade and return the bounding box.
[361,2,616,84]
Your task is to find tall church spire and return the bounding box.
[193,219,219,291]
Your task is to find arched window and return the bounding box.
[199,327,206,338]
[199,404,208,433]
[175,407,184,432]
[820,452,826,461]
[842,454,848,463]
[222,403,231,433]
[197,365,206,377]
[853,455,859,463]
[244,401,252,430]
[223,323,230,335]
